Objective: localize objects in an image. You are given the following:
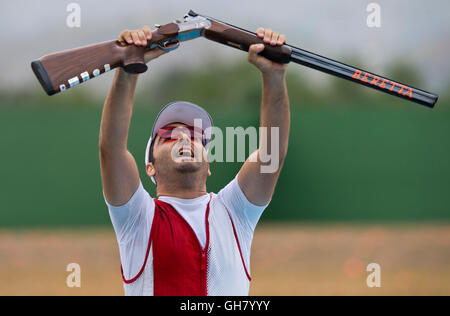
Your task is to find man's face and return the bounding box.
[147,123,210,181]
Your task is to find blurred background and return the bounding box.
[0,0,449,295]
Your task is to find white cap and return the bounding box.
[144,101,213,184]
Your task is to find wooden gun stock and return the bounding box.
[203,20,292,64]
[31,23,178,95]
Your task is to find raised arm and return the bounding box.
[99,26,168,206]
[237,28,290,206]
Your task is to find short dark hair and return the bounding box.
[148,138,156,164]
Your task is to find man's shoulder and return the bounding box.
[105,180,154,211]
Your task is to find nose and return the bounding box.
[177,131,191,143]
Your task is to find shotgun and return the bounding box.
[31,10,438,108]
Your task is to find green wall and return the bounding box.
[1,99,448,227]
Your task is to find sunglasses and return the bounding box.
[157,125,206,145]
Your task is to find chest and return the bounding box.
[131,196,250,296]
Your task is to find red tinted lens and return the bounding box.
[157,127,175,139]
[157,125,203,141]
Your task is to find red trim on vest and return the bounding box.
[120,194,212,296]
[121,208,156,284]
[227,211,252,282]
[201,195,211,295]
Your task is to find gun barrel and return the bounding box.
[191,10,438,108]
[288,45,438,108]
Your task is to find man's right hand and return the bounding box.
[118,26,168,64]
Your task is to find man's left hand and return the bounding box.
[248,28,287,76]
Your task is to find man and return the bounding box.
[99,25,290,296]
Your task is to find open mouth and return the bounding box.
[178,146,194,158]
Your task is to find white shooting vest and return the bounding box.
[121,193,252,296]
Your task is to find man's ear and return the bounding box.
[207,166,211,177]
[146,162,156,177]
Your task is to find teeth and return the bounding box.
[178,148,192,157]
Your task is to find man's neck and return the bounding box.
[156,174,207,199]
[156,186,207,199]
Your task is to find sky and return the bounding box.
[1,0,449,94]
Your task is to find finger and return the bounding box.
[256,27,264,38]
[278,34,286,45]
[137,30,147,46]
[118,31,124,43]
[142,25,152,40]
[118,29,126,40]
[249,43,265,55]
[119,30,133,44]
[263,28,272,44]
[124,31,133,44]
[117,35,127,45]
[270,32,279,46]
[131,31,140,45]
[247,44,265,64]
